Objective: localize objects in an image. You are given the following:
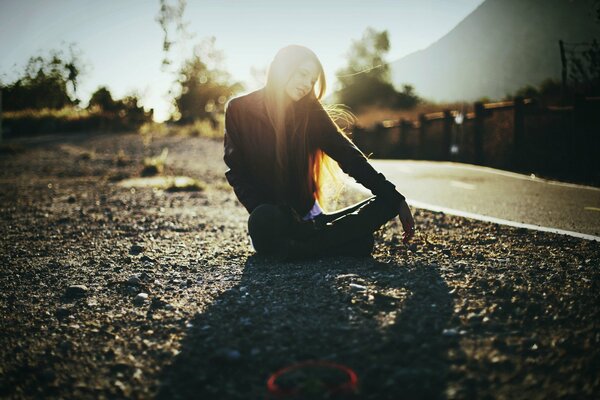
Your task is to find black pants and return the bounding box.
[247,195,399,260]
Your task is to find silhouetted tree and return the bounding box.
[568,39,600,96]
[173,36,244,124]
[335,27,419,111]
[506,78,562,105]
[88,86,117,111]
[565,1,600,96]
[87,86,150,124]
[1,45,82,111]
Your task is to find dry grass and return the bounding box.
[3,106,96,120]
[137,115,225,141]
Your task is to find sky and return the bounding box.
[0,0,485,121]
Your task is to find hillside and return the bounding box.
[390,0,600,101]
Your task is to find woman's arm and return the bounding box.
[311,105,415,242]
[223,100,268,213]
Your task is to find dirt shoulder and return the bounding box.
[0,132,598,399]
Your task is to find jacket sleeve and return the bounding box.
[311,105,406,208]
[223,100,267,213]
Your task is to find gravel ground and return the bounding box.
[0,132,598,399]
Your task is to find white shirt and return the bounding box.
[302,199,323,221]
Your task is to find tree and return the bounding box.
[568,39,600,96]
[156,0,190,69]
[173,36,244,124]
[564,1,600,96]
[87,86,150,124]
[335,27,419,111]
[88,86,117,111]
[1,44,83,111]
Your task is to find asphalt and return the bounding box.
[358,160,600,238]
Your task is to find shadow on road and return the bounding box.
[157,255,459,399]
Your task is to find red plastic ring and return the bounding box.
[267,360,358,397]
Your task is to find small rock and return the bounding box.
[129,245,144,256]
[55,307,70,319]
[150,297,167,309]
[442,328,459,337]
[134,293,148,304]
[349,283,367,292]
[127,275,142,285]
[140,255,154,263]
[67,195,76,204]
[66,285,88,298]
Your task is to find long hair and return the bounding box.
[264,45,355,209]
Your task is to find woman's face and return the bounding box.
[284,59,319,102]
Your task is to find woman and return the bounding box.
[224,44,414,260]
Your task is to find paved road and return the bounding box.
[360,160,600,238]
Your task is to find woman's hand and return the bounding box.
[398,200,415,244]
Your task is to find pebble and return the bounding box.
[66,285,88,298]
[55,307,70,319]
[349,283,367,292]
[129,244,144,256]
[140,255,154,263]
[442,328,459,337]
[134,292,148,304]
[127,275,142,285]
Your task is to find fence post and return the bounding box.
[473,101,485,165]
[513,96,525,169]
[399,118,408,158]
[374,122,386,158]
[443,109,452,160]
[418,113,426,159]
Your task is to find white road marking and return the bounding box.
[346,179,600,242]
[407,199,600,242]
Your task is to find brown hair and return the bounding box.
[264,45,354,209]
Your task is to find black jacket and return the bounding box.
[223,88,405,216]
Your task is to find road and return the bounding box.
[355,160,600,239]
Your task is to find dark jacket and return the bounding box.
[223,88,405,216]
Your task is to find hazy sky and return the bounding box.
[1,0,485,121]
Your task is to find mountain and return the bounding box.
[390,0,600,102]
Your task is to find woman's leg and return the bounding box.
[285,196,398,260]
[247,204,291,255]
[315,196,377,225]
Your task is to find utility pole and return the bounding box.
[559,40,567,104]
